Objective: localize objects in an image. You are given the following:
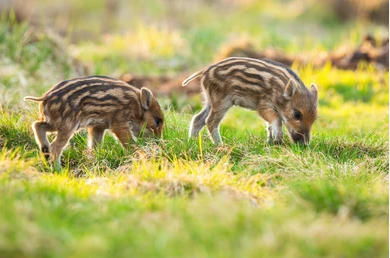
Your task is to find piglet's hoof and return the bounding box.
[267,138,283,145]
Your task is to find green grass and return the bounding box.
[1,101,388,257]
[0,2,389,258]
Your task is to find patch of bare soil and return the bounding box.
[315,35,389,70]
[216,36,389,71]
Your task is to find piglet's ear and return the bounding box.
[311,83,318,100]
[140,87,153,110]
[283,80,296,99]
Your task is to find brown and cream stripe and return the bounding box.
[28,76,141,120]
[183,57,305,93]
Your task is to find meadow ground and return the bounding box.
[0,1,389,257]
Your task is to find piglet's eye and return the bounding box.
[154,117,162,127]
[293,110,302,120]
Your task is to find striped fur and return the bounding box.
[183,57,318,145]
[24,76,164,167]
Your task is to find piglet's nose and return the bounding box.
[293,133,310,145]
[304,134,310,145]
[153,129,162,138]
[299,136,310,145]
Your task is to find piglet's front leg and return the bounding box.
[111,123,137,147]
[258,106,283,145]
[266,119,283,144]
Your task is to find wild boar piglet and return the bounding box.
[182,57,318,145]
[24,75,164,166]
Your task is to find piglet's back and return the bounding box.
[42,76,141,120]
[203,57,305,92]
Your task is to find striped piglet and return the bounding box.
[24,76,164,166]
[182,57,318,145]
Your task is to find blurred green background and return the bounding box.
[3,0,389,74]
[0,0,388,108]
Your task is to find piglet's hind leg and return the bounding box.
[189,102,210,138]
[32,121,53,160]
[205,104,231,144]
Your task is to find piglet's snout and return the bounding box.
[291,131,310,145]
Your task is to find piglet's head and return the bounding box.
[281,80,318,145]
[132,87,164,138]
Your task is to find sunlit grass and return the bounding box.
[0,150,388,258]
[299,63,389,105]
